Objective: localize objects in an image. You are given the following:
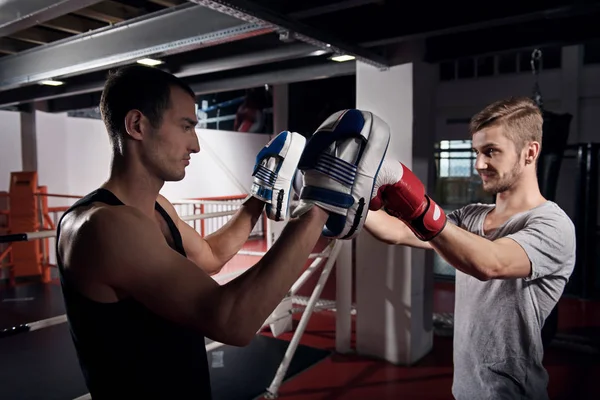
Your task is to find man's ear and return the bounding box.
[525,141,541,165]
[124,110,146,141]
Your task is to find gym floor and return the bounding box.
[1,238,599,399]
[267,283,600,400]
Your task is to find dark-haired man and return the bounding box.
[56,65,390,399]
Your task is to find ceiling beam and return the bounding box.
[0,0,103,37]
[191,0,389,69]
[0,43,325,107]
[147,0,188,6]
[0,3,273,91]
[173,43,329,78]
[19,61,355,113]
[189,62,356,95]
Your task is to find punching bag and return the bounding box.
[537,110,572,348]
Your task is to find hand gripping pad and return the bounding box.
[248,130,306,221]
[291,109,390,239]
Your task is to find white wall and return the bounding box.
[434,45,600,145]
[1,109,272,211]
[161,128,268,200]
[65,116,112,197]
[36,111,70,208]
[431,44,600,223]
[0,110,22,192]
[0,110,270,275]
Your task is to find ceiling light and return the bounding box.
[39,79,64,86]
[330,54,356,62]
[311,50,329,56]
[137,58,163,66]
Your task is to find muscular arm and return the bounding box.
[365,210,432,250]
[67,205,328,347]
[430,223,531,281]
[157,195,264,275]
[365,209,531,281]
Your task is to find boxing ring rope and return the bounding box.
[0,196,348,400]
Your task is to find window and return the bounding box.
[438,140,476,178]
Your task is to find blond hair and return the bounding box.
[470,96,543,152]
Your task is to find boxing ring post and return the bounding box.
[335,239,353,354]
[265,239,343,399]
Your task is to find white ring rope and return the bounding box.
[172,199,245,205]
[1,209,241,242]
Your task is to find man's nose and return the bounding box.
[189,132,200,154]
[474,154,487,170]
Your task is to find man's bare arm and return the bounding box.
[71,205,327,346]
[364,210,432,250]
[157,195,263,275]
[365,210,531,280]
[430,223,532,281]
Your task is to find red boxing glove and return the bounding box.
[370,159,446,241]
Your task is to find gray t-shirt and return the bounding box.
[447,201,576,400]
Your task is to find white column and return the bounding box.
[335,239,353,354]
[268,84,291,249]
[354,61,433,365]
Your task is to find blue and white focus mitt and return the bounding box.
[246,130,306,221]
[291,109,390,239]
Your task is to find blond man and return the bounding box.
[365,97,576,399]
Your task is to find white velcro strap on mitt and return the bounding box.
[246,130,306,221]
[291,109,390,239]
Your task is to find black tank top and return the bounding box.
[56,188,212,399]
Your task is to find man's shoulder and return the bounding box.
[447,202,494,226]
[526,201,575,229]
[60,203,149,251]
[450,202,495,215]
[156,194,180,223]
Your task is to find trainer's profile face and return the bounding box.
[472,125,523,194]
[149,86,200,182]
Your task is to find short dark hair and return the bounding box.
[99,65,195,150]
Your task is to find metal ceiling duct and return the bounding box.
[190,0,389,69]
[0,43,328,107]
[0,2,273,91]
[189,61,356,95]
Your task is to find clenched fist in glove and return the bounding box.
[370,159,446,241]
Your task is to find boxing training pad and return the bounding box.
[246,130,306,221]
[292,109,390,240]
[292,168,303,198]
